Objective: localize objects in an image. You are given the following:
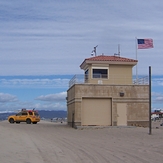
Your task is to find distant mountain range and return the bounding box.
[0,110,67,121]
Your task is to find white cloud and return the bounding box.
[35,92,67,102]
[0,96,67,112]
[0,78,70,88]
[0,0,163,75]
[0,93,18,103]
[152,91,163,107]
[155,96,163,102]
[19,100,67,111]
[152,77,163,86]
[34,102,66,111]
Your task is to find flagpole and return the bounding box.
[135,37,138,83]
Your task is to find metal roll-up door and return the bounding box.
[81,98,111,126]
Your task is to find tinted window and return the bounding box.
[28,112,33,115]
[16,112,22,116]
[92,69,108,78]
[22,112,28,115]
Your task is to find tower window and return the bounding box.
[92,69,108,78]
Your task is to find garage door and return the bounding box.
[81,98,111,126]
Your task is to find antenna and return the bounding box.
[118,44,120,56]
[91,45,98,56]
[114,44,120,57]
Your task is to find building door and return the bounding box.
[117,103,127,126]
[81,98,111,126]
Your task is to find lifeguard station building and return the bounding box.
[67,54,149,128]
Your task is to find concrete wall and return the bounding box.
[67,84,149,127]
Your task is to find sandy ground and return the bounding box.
[0,120,163,163]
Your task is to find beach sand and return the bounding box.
[0,120,163,163]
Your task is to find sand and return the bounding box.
[0,120,163,163]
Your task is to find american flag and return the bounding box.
[137,39,153,49]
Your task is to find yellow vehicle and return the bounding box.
[8,109,40,124]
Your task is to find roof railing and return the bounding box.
[69,74,149,88]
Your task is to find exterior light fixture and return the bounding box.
[119,92,124,97]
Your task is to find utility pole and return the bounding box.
[149,66,152,135]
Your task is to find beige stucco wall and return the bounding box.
[84,64,133,85]
[67,84,149,127]
[109,65,133,84]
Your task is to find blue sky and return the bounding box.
[0,0,163,112]
[0,75,71,112]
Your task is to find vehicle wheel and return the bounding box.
[26,119,31,124]
[32,122,37,124]
[9,118,14,123]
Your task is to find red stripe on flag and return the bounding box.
[138,39,153,49]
